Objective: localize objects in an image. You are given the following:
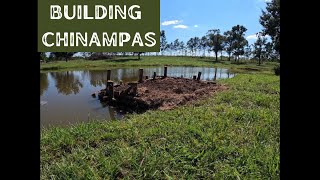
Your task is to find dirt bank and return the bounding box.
[95,77,228,113]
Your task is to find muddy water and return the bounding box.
[40,67,235,128]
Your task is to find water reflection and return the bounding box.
[40,73,49,96]
[40,67,235,128]
[50,71,83,95]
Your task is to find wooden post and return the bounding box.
[197,72,202,81]
[164,66,168,78]
[153,72,156,80]
[145,76,149,80]
[107,70,111,81]
[193,75,197,80]
[138,69,143,83]
[107,80,114,100]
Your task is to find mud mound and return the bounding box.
[96,77,227,113]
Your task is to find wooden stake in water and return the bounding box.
[164,66,168,78]
[193,75,197,80]
[107,70,111,81]
[139,69,144,83]
[197,72,202,81]
[107,80,114,100]
[153,72,156,80]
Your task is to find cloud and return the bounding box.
[246,34,271,40]
[246,34,258,40]
[194,25,198,28]
[161,20,182,26]
[173,25,188,29]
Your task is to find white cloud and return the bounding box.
[194,25,198,28]
[161,20,182,26]
[246,34,258,40]
[246,34,271,40]
[173,25,188,29]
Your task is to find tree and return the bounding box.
[207,29,224,61]
[193,37,201,57]
[173,39,180,56]
[187,38,195,57]
[200,36,208,57]
[179,41,185,56]
[230,25,248,63]
[50,52,76,62]
[223,30,234,61]
[260,0,280,57]
[253,33,267,65]
[160,30,168,56]
[244,44,252,60]
[133,52,144,60]
[40,52,47,61]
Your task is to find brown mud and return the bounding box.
[95,77,228,113]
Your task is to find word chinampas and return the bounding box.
[42,32,156,47]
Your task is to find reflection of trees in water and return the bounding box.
[50,71,83,95]
[40,73,49,96]
[88,69,139,86]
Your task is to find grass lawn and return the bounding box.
[41,70,280,179]
[40,56,278,74]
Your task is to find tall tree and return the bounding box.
[207,29,224,61]
[173,39,180,56]
[223,30,234,61]
[260,0,280,57]
[253,33,267,65]
[244,44,252,60]
[187,38,195,57]
[193,37,201,57]
[200,36,208,57]
[179,41,185,56]
[160,30,168,56]
[230,25,248,63]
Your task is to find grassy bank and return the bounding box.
[40,56,277,73]
[41,73,280,179]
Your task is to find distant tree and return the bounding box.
[160,30,168,56]
[133,52,144,60]
[40,52,47,61]
[193,37,201,57]
[230,25,248,63]
[207,29,224,61]
[179,41,185,56]
[260,0,280,57]
[244,44,252,60]
[50,52,76,62]
[253,33,267,65]
[200,36,208,57]
[173,39,180,56]
[223,30,234,61]
[187,38,195,57]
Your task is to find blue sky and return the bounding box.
[160,0,270,45]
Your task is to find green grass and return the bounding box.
[40,56,278,74]
[41,73,280,179]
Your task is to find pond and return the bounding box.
[40,67,235,128]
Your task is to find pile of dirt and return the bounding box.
[96,77,228,113]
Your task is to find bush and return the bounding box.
[274,65,280,76]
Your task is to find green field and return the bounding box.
[40,56,277,74]
[41,57,280,179]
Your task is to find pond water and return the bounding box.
[40,67,235,128]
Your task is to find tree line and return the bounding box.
[41,0,279,65]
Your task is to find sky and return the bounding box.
[160,0,270,45]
